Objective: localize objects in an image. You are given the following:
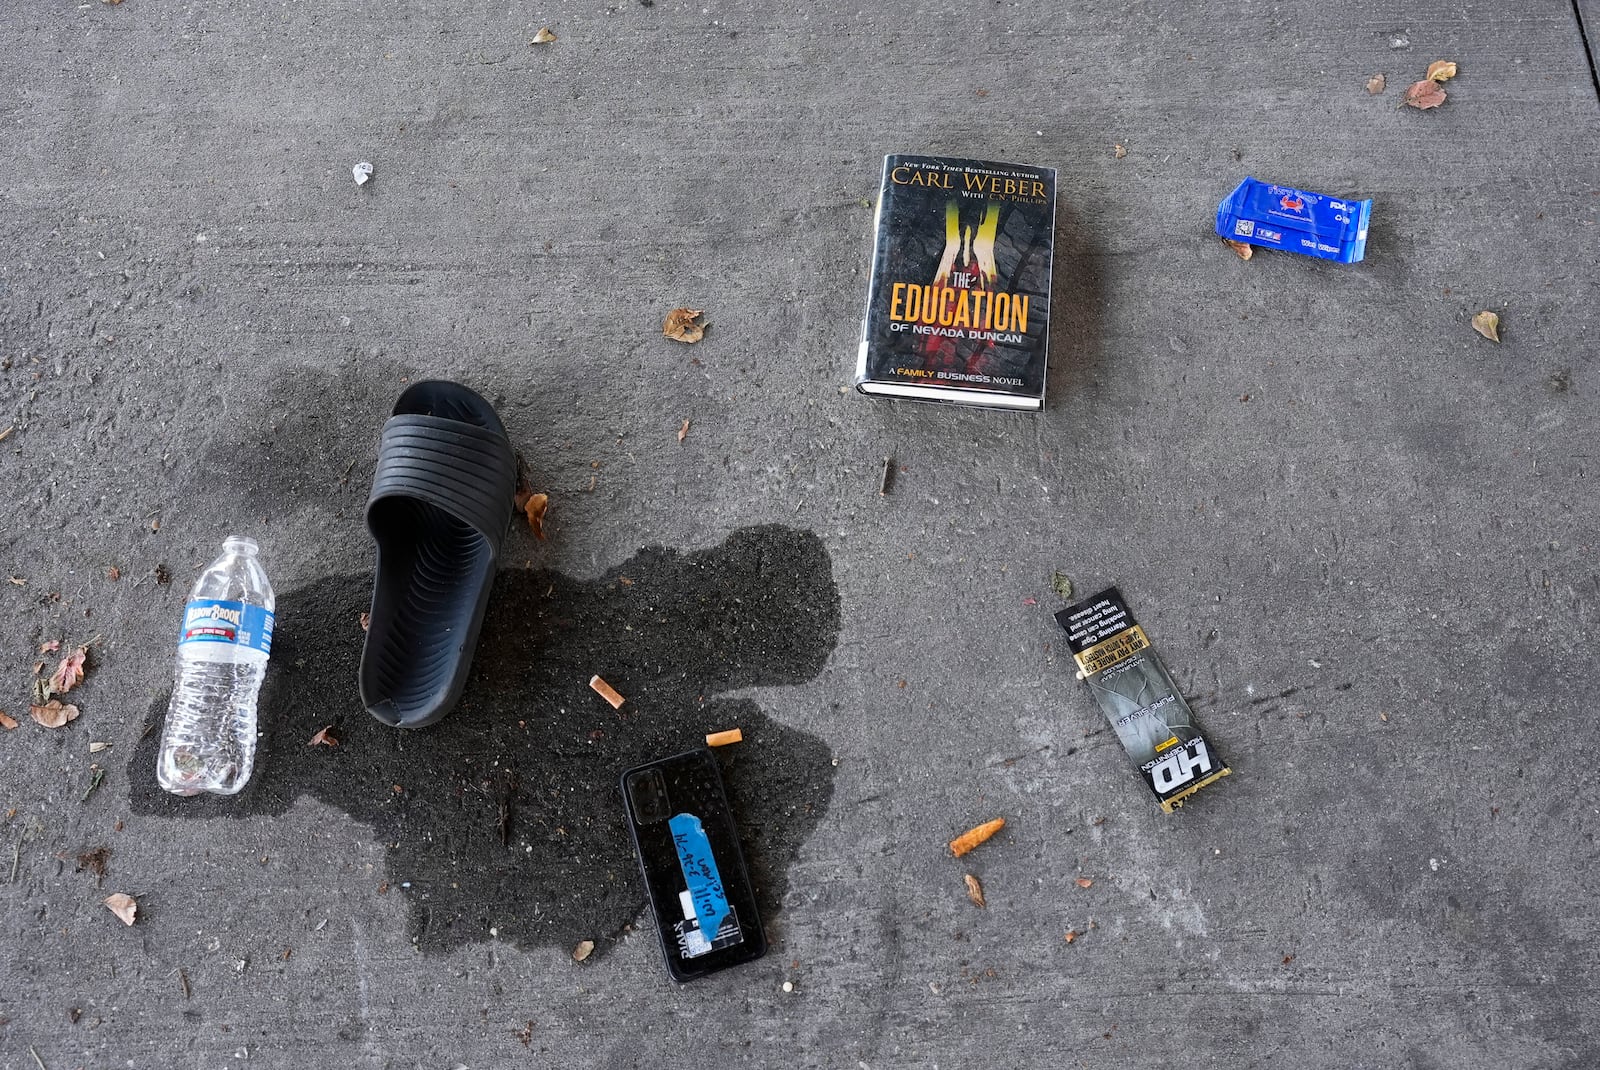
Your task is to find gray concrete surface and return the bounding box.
[3,1,1599,1067]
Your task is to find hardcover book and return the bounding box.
[854,154,1057,410]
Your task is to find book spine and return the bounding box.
[853,155,895,389]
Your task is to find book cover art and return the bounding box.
[855,155,1057,410]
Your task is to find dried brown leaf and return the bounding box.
[663,307,706,344]
[1426,60,1457,83]
[103,889,136,921]
[39,639,61,654]
[1064,929,1079,943]
[106,566,121,581]
[1223,238,1253,261]
[30,700,80,729]
[523,492,549,540]
[572,939,594,961]
[104,892,137,925]
[1366,73,1386,95]
[1471,310,1500,342]
[531,27,557,44]
[677,418,690,443]
[359,612,371,632]
[1074,877,1094,889]
[0,710,17,731]
[1403,79,1447,110]
[964,873,986,909]
[307,726,338,747]
[1113,143,1127,159]
[50,645,89,695]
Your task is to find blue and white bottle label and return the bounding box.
[179,600,274,655]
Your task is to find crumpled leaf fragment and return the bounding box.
[1471,310,1500,342]
[104,892,137,926]
[1223,238,1253,260]
[531,27,557,44]
[307,725,339,747]
[663,307,706,344]
[523,493,549,540]
[1050,571,1074,600]
[0,710,17,731]
[1426,60,1457,83]
[964,873,986,909]
[1403,79,1447,110]
[1366,73,1386,95]
[572,939,594,961]
[50,645,90,695]
[39,640,60,654]
[30,700,80,729]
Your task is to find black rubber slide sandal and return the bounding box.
[360,380,517,728]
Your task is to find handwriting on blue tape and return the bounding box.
[669,813,730,943]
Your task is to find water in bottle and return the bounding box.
[157,536,276,796]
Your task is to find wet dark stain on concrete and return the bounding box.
[128,525,840,959]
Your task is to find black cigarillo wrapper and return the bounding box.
[1056,587,1230,812]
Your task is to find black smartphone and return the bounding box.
[621,747,767,982]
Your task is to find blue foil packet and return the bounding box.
[1216,177,1371,263]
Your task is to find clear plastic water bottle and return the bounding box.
[157,536,276,796]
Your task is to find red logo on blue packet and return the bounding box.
[1280,194,1304,211]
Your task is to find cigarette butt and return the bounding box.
[949,816,1006,858]
[705,728,743,748]
[589,675,625,709]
